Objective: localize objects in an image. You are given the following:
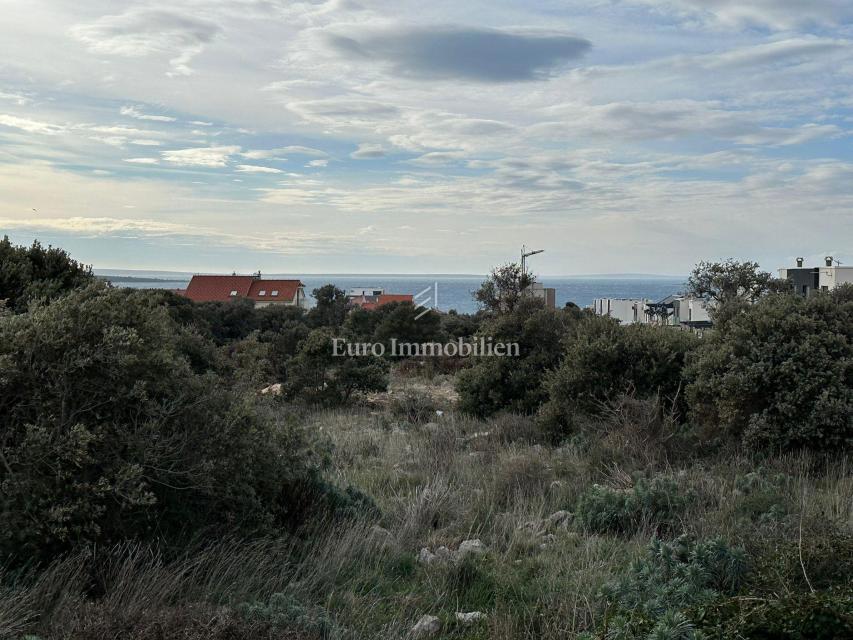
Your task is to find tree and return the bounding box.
[371,302,443,351]
[475,262,534,314]
[457,298,577,416]
[539,316,698,440]
[0,284,325,561]
[0,236,93,312]
[285,328,389,405]
[308,284,349,328]
[687,259,785,307]
[686,290,853,453]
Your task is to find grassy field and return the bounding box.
[6,369,850,640]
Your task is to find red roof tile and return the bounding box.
[183,275,303,303]
[378,294,414,305]
[247,279,301,302]
[184,275,254,302]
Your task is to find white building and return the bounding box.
[778,256,853,296]
[594,294,711,328]
[593,298,650,324]
[819,263,853,291]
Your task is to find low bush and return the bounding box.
[284,328,389,406]
[0,285,358,562]
[457,299,578,417]
[388,390,440,424]
[686,290,853,453]
[584,536,749,640]
[540,317,698,442]
[576,475,692,535]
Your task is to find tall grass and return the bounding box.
[3,377,850,639]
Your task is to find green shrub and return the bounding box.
[0,236,94,313]
[576,476,692,535]
[594,536,749,639]
[388,390,440,423]
[686,291,853,453]
[0,284,339,562]
[456,299,578,417]
[238,591,338,637]
[541,317,698,441]
[701,590,853,640]
[284,328,389,405]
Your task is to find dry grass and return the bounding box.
[4,373,851,639]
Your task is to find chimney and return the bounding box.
[796,257,804,267]
[825,256,833,267]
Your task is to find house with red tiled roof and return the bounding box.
[183,273,306,308]
[347,288,414,310]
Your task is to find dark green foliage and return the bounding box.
[701,590,853,640]
[307,284,348,328]
[0,236,94,312]
[594,536,749,640]
[0,284,328,561]
[457,298,577,417]
[238,591,338,637]
[687,259,785,307]
[342,302,444,355]
[729,468,792,524]
[372,303,443,352]
[388,390,440,423]
[441,309,483,339]
[195,297,260,344]
[686,292,853,453]
[284,328,389,405]
[540,316,698,440]
[475,262,534,314]
[576,475,692,535]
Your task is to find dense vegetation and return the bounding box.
[0,242,850,639]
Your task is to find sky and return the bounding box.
[0,0,852,275]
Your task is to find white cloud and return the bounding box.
[0,91,31,106]
[235,164,283,173]
[651,0,853,29]
[162,145,240,167]
[242,145,329,160]
[124,157,159,164]
[70,8,220,76]
[0,114,63,135]
[307,159,328,167]
[350,143,386,159]
[120,105,177,122]
[407,151,467,166]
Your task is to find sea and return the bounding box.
[97,270,687,314]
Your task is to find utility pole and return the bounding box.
[521,245,544,277]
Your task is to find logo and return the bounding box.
[414,282,439,320]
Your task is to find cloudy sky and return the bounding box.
[1,0,851,274]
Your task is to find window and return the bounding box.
[271,290,279,296]
[229,290,237,297]
[258,290,266,296]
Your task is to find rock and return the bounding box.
[455,611,487,625]
[259,383,282,396]
[539,533,557,549]
[417,548,437,565]
[520,519,541,533]
[435,545,453,560]
[435,410,444,417]
[546,510,573,529]
[411,614,441,637]
[548,480,564,492]
[455,539,487,562]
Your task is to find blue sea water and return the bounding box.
[100,271,687,314]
